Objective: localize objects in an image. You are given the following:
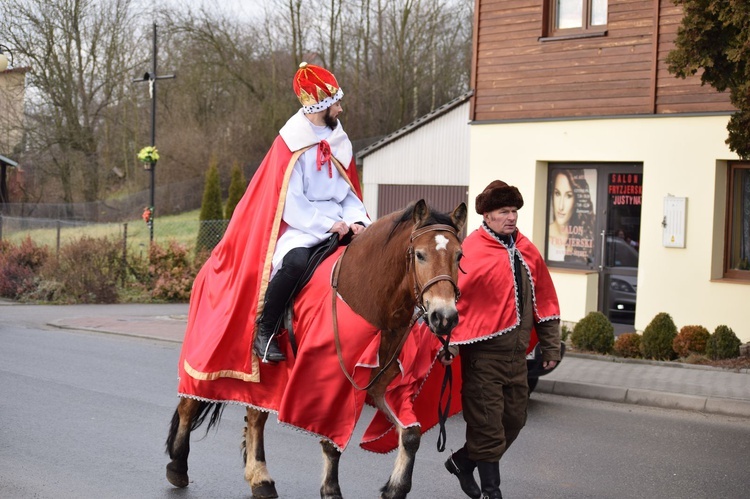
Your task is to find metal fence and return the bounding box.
[0,215,229,260]
[0,176,206,222]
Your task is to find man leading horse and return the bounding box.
[442,180,562,499]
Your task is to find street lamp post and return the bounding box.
[134,23,174,242]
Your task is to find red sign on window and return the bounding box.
[608,173,642,206]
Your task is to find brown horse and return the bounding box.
[165,199,467,498]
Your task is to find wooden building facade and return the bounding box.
[470,0,733,121]
[467,0,749,341]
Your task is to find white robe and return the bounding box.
[271,109,371,275]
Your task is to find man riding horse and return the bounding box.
[180,61,370,387]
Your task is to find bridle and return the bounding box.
[330,223,461,392]
[406,224,461,316]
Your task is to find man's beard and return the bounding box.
[324,108,339,130]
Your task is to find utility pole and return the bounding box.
[135,23,174,242]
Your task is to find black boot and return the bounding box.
[476,461,502,499]
[253,247,312,363]
[253,319,286,363]
[444,447,481,499]
[253,270,299,363]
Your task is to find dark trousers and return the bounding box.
[258,247,312,333]
[459,332,529,462]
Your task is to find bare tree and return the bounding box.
[331,0,472,137]
[0,0,472,209]
[162,4,298,178]
[0,0,139,204]
[288,0,306,65]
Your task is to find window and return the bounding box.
[546,163,643,326]
[546,0,608,38]
[725,162,750,280]
[546,167,598,266]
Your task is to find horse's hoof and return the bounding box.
[252,480,279,498]
[166,466,189,488]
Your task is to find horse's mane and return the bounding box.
[386,202,458,241]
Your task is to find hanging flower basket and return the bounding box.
[137,146,160,169]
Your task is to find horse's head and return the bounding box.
[408,199,467,337]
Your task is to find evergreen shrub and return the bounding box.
[613,332,642,358]
[225,161,246,220]
[672,325,710,358]
[641,312,678,360]
[560,323,571,343]
[570,312,614,354]
[197,159,225,253]
[706,325,741,360]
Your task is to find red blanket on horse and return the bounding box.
[179,246,442,452]
[177,133,464,453]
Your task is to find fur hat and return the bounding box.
[475,180,524,214]
[293,62,344,114]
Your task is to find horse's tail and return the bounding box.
[165,399,225,455]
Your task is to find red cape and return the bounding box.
[360,226,560,453]
[178,135,362,411]
[450,227,560,343]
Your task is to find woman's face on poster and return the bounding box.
[553,172,575,227]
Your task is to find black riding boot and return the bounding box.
[253,318,286,363]
[253,247,312,363]
[476,461,503,499]
[445,447,481,499]
[253,274,294,364]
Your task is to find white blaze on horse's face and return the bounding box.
[413,230,461,337]
[435,234,449,251]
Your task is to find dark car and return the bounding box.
[606,236,639,324]
[608,274,637,321]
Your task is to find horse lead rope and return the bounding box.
[436,337,452,453]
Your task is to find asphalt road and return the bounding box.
[1,306,749,498]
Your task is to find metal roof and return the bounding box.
[357,90,473,160]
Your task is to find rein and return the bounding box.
[435,333,452,453]
[330,223,460,393]
[406,224,459,453]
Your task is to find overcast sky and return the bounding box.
[147,0,265,21]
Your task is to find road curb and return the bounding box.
[47,317,185,344]
[536,379,750,419]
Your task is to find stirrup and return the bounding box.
[253,330,286,363]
